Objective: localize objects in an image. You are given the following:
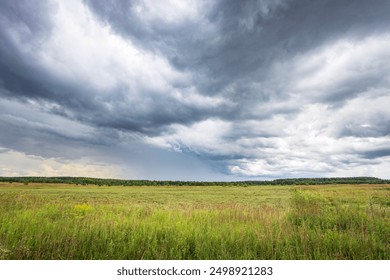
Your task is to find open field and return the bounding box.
[0,183,389,259]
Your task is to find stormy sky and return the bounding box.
[1,0,390,180]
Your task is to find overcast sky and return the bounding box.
[1,0,390,180]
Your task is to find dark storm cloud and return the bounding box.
[84,0,390,100]
[0,0,232,137]
[0,1,99,121]
[360,148,390,160]
[0,1,55,99]
[0,0,55,41]
[1,0,390,179]
[204,0,390,110]
[2,0,389,134]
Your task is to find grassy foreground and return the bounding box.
[0,183,389,259]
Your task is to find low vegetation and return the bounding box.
[0,176,388,186]
[0,180,388,259]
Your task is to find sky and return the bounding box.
[0,0,390,181]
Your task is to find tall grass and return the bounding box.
[0,183,388,259]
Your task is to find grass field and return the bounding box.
[0,183,389,259]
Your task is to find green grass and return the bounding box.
[0,183,388,259]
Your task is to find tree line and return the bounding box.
[0,176,388,186]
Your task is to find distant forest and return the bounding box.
[0,176,389,186]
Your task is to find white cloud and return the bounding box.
[217,34,390,178]
[170,86,230,109]
[290,34,390,99]
[228,99,390,178]
[145,118,234,154]
[142,80,390,178]
[132,0,208,24]
[229,157,332,177]
[327,157,390,179]
[330,92,390,137]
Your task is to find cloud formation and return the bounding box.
[1,0,389,179]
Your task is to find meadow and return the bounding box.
[0,182,388,259]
